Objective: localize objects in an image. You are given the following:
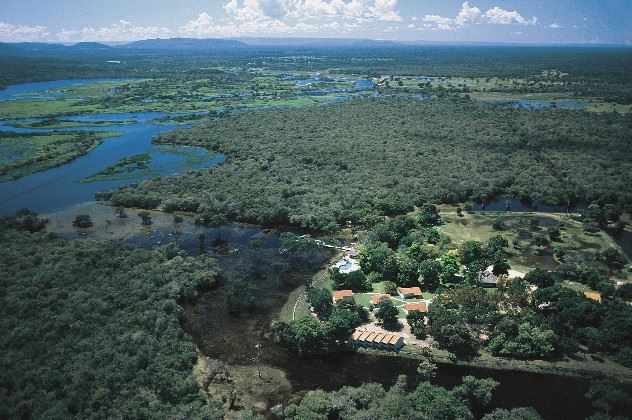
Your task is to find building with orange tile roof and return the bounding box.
[398,286,422,298]
[404,302,428,314]
[332,289,353,303]
[584,291,602,303]
[349,329,405,351]
[371,294,391,306]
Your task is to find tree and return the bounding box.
[417,357,437,381]
[307,288,333,320]
[10,209,48,232]
[613,220,627,234]
[72,214,93,228]
[138,211,152,225]
[459,240,486,265]
[533,235,549,248]
[492,218,506,231]
[225,279,257,314]
[358,242,393,275]
[330,268,371,292]
[487,235,509,255]
[453,375,499,407]
[424,227,440,244]
[274,316,323,356]
[439,251,461,283]
[524,268,555,288]
[395,252,419,286]
[603,204,623,222]
[287,390,332,420]
[383,281,398,295]
[416,204,441,227]
[602,248,627,269]
[482,408,543,420]
[431,321,478,358]
[406,310,428,339]
[491,252,510,276]
[271,261,290,286]
[418,259,443,291]
[487,322,556,359]
[248,238,265,264]
[375,300,399,330]
[553,245,566,260]
[586,382,631,417]
[548,226,561,241]
[615,283,632,301]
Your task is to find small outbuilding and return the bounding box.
[371,294,391,306]
[584,291,602,303]
[404,302,428,314]
[398,287,423,299]
[479,271,499,287]
[332,289,353,303]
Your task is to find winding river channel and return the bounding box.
[0,77,376,215]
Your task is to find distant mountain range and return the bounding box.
[0,37,408,56]
[122,37,247,50]
[0,37,627,56]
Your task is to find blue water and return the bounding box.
[296,79,374,93]
[511,100,582,109]
[480,99,582,110]
[0,109,224,215]
[471,196,585,213]
[0,78,137,101]
[0,77,374,216]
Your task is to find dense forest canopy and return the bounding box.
[0,222,222,419]
[105,97,632,230]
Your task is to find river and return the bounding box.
[0,77,376,216]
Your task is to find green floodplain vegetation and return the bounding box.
[81,145,220,183]
[108,97,632,230]
[0,130,120,181]
[2,47,632,418]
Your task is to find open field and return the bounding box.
[438,211,630,282]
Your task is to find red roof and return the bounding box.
[405,302,428,313]
[352,330,403,346]
[398,287,422,296]
[371,294,391,305]
[584,291,602,303]
[332,289,353,302]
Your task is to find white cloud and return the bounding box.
[223,0,403,23]
[57,20,173,42]
[180,0,403,38]
[455,2,482,26]
[0,21,50,42]
[423,2,537,31]
[423,15,455,31]
[484,6,537,25]
[549,22,563,29]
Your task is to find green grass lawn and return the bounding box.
[438,211,625,276]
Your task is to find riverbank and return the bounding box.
[0,130,121,181]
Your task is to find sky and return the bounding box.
[0,0,631,45]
